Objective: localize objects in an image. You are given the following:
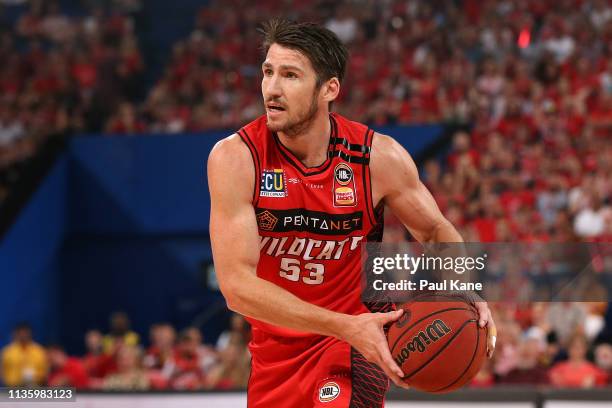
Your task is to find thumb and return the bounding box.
[379,308,404,324]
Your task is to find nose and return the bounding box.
[263,73,282,100]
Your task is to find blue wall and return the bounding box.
[0,124,443,352]
[0,156,68,346]
[69,132,226,235]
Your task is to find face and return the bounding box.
[569,337,587,360]
[47,348,66,367]
[117,346,139,371]
[14,328,31,343]
[85,330,102,352]
[261,44,323,136]
[111,313,129,332]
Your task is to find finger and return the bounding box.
[379,308,404,325]
[377,359,409,389]
[475,302,490,328]
[486,320,497,359]
[377,342,405,379]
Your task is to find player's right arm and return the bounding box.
[208,135,407,387]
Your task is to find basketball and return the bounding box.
[388,294,487,393]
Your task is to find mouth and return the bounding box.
[266,103,286,113]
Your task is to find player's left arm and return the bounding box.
[370,132,496,358]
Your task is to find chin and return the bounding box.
[265,117,286,132]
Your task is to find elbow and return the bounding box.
[217,277,245,313]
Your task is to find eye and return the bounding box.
[286,72,297,79]
[263,68,273,76]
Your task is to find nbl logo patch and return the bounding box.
[260,169,287,198]
[333,163,357,207]
[318,381,340,403]
[334,163,352,185]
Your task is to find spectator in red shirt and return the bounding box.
[46,345,89,389]
[170,327,216,390]
[594,343,612,385]
[82,330,114,381]
[549,334,608,388]
[105,102,146,134]
[202,333,249,390]
[499,337,549,385]
[143,323,175,389]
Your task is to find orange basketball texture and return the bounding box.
[387,294,487,393]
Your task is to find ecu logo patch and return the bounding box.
[260,169,287,198]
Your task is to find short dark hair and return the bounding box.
[13,322,31,332]
[260,19,349,87]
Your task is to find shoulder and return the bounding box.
[371,132,403,157]
[207,134,255,201]
[30,343,46,356]
[208,133,254,177]
[1,342,15,356]
[370,132,419,185]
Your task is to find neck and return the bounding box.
[277,111,331,167]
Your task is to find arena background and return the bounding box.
[0,0,610,406]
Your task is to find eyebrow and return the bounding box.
[262,62,304,73]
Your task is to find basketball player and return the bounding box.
[208,20,496,407]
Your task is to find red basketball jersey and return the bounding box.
[238,113,384,339]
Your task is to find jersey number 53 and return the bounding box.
[279,258,325,285]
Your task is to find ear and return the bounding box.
[320,77,340,103]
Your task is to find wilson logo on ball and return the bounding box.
[318,381,340,402]
[395,309,412,328]
[394,319,451,366]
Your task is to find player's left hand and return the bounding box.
[474,301,496,358]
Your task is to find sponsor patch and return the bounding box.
[260,169,287,197]
[334,163,353,186]
[333,163,357,207]
[254,208,363,235]
[256,210,279,231]
[318,381,340,403]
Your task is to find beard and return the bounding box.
[266,92,319,137]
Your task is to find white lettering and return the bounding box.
[287,238,306,256]
[259,236,270,251]
[317,241,336,260]
[266,238,279,256]
[274,237,289,256]
[303,240,322,260]
[333,238,350,260]
[349,236,364,251]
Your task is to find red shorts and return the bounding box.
[248,329,389,408]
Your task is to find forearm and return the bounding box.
[423,220,463,243]
[221,270,348,339]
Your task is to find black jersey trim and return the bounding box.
[349,347,388,407]
[362,128,376,226]
[332,137,371,154]
[238,128,261,206]
[328,149,370,164]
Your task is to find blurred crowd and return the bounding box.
[472,302,612,387]
[133,0,612,132]
[2,307,612,390]
[0,312,250,390]
[0,0,143,202]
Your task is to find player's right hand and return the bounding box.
[340,309,410,389]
